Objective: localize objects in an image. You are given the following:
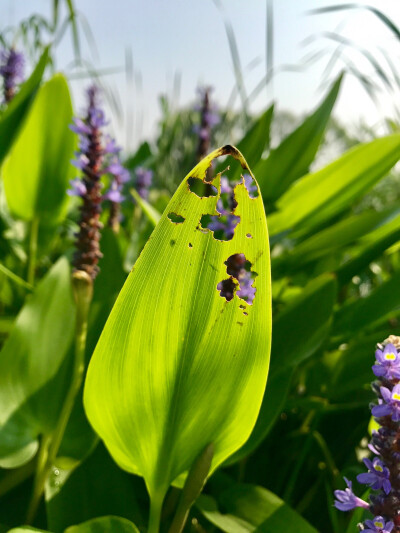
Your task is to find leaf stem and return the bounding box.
[148,492,164,533]
[27,217,39,286]
[26,270,93,524]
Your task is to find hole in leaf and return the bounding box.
[243,173,259,198]
[200,213,240,241]
[246,233,252,239]
[217,278,237,302]
[217,253,257,305]
[188,177,217,198]
[168,212,185,224]
[189,243,193,248]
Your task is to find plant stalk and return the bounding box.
[27,217,39,286]
[26,270,93,524]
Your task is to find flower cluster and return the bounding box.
[0,48,24,103]
[68,85,129,277]
[193,86,220,161]
[334,335,400,532]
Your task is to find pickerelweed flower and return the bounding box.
[194,86,220,162]
[334,336,400,532]
[0,48,24,103]
[135,167,153,200]
[69,85,128,277]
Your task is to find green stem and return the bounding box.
[148,493,164,533]
[26,270,93,524]
[27,217,39,286]
[26,434,52,524]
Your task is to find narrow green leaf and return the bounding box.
[334,269,400,335]
[0,47,49,166]
[197,483,318,533]
[131,189,161,227]
[273,206,400,273]
[337,211,400,284]
[256,74,342,202]
[3,74,75,225]
[65,517,139,533]
[84,146,272,500]
[0,258,75,468]
[215,105,274,178]
[268,134,400,236]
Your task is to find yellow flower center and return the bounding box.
[393,393,400,401]
[385,352,396,361]
[375,465,383,472]
[374,521,384,528]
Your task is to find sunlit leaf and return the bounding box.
[84,146,272,503]
[65,516,140,533]
[268,134,400,236]
[0,258,75,468]
[3,74,75,225]
[0,47,49,167]
[197,483,318,533]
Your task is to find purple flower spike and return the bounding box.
[363,516,394,533]
[373,343,400,380]
[357,457,391,494]
[194,86,220,161]
[0,48,24,103]
[334,477,370,511]
[372,384,400,421]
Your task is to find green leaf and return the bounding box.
[84,146,272,501]
[131,189,161,227]
[215,106,274,179]
[336,211,400,284]
[256,74,342,202]
[0,258,75,467]
[65,516,140,533]
[0,47,49,167]
[46,443,145,532]
[3,74,75,225]
[8,526,51,533]
[197,483,318,533]
[334,269,400,336]
[268,134,400,236]
[227,274,336,463]
[273,206,400,273]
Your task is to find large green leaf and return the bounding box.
[227,274,336,464]
[0,258,75,467]
[3,74,75,225]
[197,483,318,533]
[84,146,272,502]
[0,47,49,167]
[256,74,342,202]
[268,134,400,236]
[65,516,140,533]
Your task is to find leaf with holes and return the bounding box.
[84,146,271,511]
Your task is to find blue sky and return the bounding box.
[4,0,400,150]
